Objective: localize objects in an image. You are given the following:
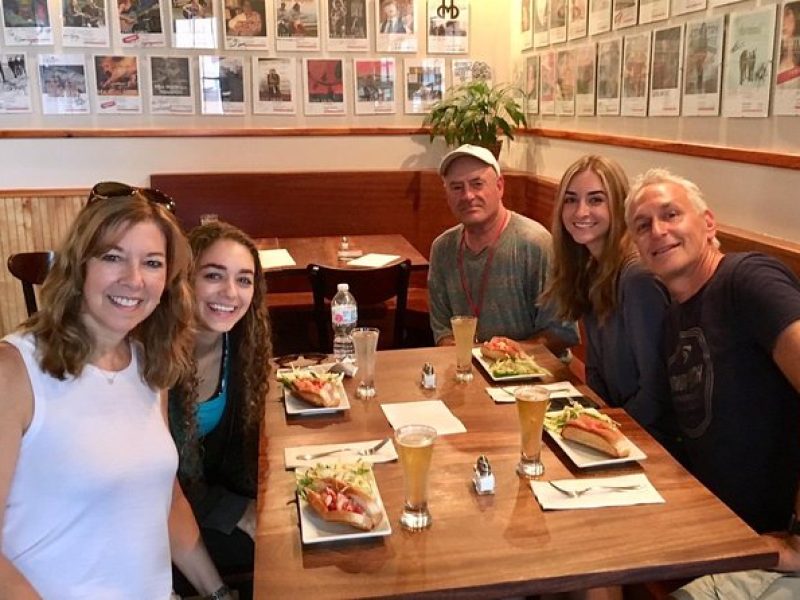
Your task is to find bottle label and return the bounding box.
[332,305,357,326]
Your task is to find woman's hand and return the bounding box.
[763,532,800,573]
[236,500,257,540]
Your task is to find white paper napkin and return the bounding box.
[380,400,467,435]
[487,381,583,404]
[284,439,398,469]
[346,253,401,268]
[258,249,296,269]
[530,473,664,510]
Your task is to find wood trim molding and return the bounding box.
[520,127,800,171]
[0,127,428,139]
[2,125,794,171]
[0,188,89,197]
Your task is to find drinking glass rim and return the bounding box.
[395,423,438,442]
[352,327,380,335]
[514,384,550,401]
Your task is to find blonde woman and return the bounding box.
[541,156,672,437]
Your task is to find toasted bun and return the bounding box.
[480,336,523,361]
[305,477,383,531]
[561,415,630,458]
[292,382,340,408]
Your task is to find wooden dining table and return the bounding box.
[254,345,776,599]
[256,234,429,293]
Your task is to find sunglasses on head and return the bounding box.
[88,181,176,214]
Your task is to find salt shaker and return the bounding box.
[421,362,436,389]
[337,236,351,260]
[473,454,495,495]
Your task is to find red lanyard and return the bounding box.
[457,212,510,319]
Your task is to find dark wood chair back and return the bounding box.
[308,259,411,351]
[7,251,56,317]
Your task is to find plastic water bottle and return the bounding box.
[331,283,357,361]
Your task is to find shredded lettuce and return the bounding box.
[296,461,373,500]
[489,355,551,378]
[277,367,343,388]
[544,402,618,433]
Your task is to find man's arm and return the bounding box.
[427,239,456,345]
[524,328,575,357]
[764,319,800,571]
[773,319,800,393]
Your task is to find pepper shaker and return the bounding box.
[473,454,495,495]
[421,362,436,389]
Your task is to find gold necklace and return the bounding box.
[96,366,121,385]
[94,343,130,385]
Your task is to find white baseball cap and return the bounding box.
[438,144,501,177]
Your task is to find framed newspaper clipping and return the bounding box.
[253,56,297,114]
[149,55,196,114]
[403,57,444,114]
[199,54,247,114]
[303,57,346,115]
[354,57,396,114]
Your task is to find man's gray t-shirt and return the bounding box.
[427,211,578,345]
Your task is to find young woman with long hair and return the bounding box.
[541,156,671,434]
[169,221,272,599]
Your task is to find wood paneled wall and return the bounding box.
[0,191,86,336]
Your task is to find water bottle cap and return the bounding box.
[337,283,349,292]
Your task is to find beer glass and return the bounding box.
[450,315,477,382]
[396,424,437,530]
[352,327,379,398]
[515,385,550,478]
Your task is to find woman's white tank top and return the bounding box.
[2,333,178,599]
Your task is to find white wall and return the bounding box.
[0,0,797,244]
[0,1,509,132]
[0,135,448,188]
[504,136,799,242]
[0,0,507,187]
[504,0,800,243]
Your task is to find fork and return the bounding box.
[500,386,576,397]
[296,437,390,461]
[548,480,643,498]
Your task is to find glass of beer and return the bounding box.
[396,424,437,530]
[515,385,550,478]
[450,315,477,382]
[352,327,379,398]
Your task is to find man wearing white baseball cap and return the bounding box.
[428,144,579,353]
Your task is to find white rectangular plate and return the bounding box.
[546,428,647,468]
[472,348,549,382]
[284,380,350,415]
[298,469,392,544]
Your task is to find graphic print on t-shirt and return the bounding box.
[667,326,714,438]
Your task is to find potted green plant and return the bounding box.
[423,79,528,157]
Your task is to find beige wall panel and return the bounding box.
[0,193,85,336]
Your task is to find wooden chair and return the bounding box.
[308,259,411,351]
[7,251,56,317]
